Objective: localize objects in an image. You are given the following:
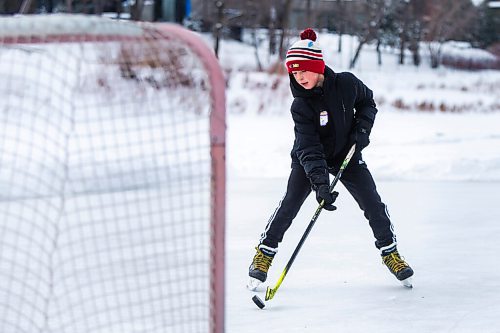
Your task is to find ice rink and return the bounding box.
[226,112,500,332]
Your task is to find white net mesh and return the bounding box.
[0,14,223,333]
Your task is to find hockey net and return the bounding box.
[0,14,225,333]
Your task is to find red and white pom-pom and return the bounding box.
[300,28,317,41]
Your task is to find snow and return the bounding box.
[0,14,143,37]
[219,32,500,332]
[489,1,500,8]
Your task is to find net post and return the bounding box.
[157,24,226,333]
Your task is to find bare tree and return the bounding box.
[423,0,478,68]
[269,2,277,55]
[276,0,293,59]
[407,1,425,66]
[336,0,347,53]
[20,0,34,13]
[305,0,312,27]
[213,1,224,58]
[393,0,426,66]
[349,0,390,69]
[394,1,410,65]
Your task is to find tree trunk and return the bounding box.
[117,0,124,19]
[131,0,144,21]
[376,38,382,66]
[269,28,276,56]
[337,0,345,53]
[337,31,342,53]
[350,40,365,69]
[398,17,408,66]
[306,0,311,28]
[253,30,263,72]
[213,0,224,58]
[269,4,277,55]
[399,38,405,65]
[428,43,442,69]
[410,40,420,66]
[19,0,34,13]
[278,0,293,59]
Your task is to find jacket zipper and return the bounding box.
[341,99,346,125]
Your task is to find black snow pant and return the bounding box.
[259,153,396,251]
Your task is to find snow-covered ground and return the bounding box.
[220,32,500,332]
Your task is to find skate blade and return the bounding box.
[401,277,413,288]
[246,277,262,291]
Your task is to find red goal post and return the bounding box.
[0,14,225,333]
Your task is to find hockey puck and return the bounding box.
[252,295,265,309]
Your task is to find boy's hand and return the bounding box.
[315,185,338,211]
[349,120,371,152]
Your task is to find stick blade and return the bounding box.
[265,286,276,301]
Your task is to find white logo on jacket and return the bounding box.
[320,110,328,126]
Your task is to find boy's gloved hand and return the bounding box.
[349,119,371,152]
[315,184,339,211]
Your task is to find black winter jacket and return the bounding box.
[289,66,378,188]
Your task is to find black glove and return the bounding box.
[349,119,371,152]
[315,184,339,211]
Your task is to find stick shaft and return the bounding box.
[266,145,356,301]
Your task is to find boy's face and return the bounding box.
[291,70,321,90]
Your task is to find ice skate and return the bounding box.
[382,248,414,287]
[247,245,276,291]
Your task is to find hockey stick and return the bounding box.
[265,144,356,301]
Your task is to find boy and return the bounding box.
[248,28,413,290]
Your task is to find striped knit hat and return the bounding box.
[285,28,325,74]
